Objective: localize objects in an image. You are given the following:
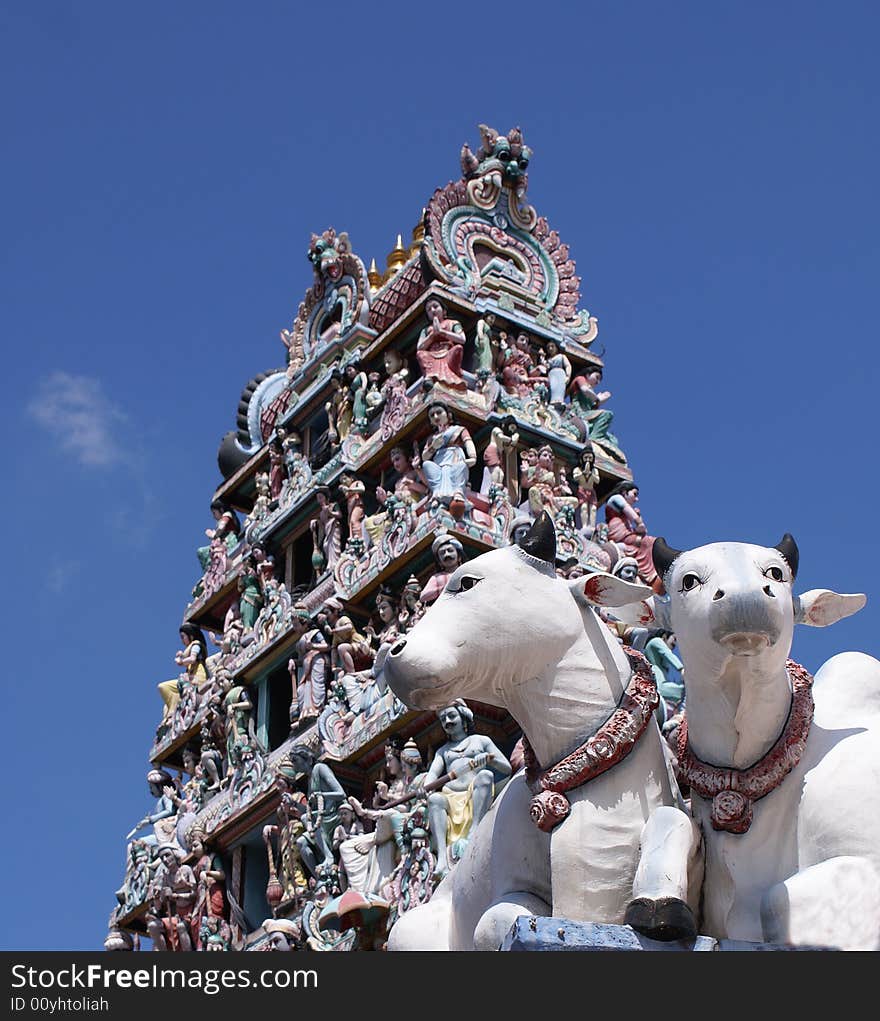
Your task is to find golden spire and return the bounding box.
[368,257,382,292]
[384,233,408,280]
[409,210,426,259]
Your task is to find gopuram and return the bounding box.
[105,123,880,952]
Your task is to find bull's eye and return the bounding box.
[764,565,785,582]
[680,572,702,592]
[457,575,482,592]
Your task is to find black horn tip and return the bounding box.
[652,537,682,580]
[775,533,799,579]
[518,511,557,566]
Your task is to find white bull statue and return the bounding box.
[646,533,880,950]
[383,513,702,950]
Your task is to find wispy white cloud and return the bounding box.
[46,560,81,594]
[27,371,127,467]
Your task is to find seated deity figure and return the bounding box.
[419,401,476,507]
[158,623,209,722]
[415,298,467,390]
[362,445,427,548]
[604,480,661,591]
[422,700,512,879]
[127,769,180,849]
[420,533,465,605]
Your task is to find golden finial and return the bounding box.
[384,233,408,280]
[368,258,382,292]
[409,211,426,258]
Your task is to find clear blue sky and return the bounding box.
[3,2,878,949]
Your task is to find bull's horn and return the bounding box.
[517,511,556,566]
[652,537,682,580]
[774,533,799,580]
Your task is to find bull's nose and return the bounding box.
[390,640,407,656]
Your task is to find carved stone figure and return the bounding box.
[267,436,286,499]
[422,700,512,878]
[287,745,346,880]
[362,446,426,548]
[420,402,476,506]
[145,844,197,951]
[126,769,179,849]
[573,443,600,536]
[339,474,366,542]
[223,679,258,779]
[604,481,660,590]
[263,759,309,908]
[569,366,618,446]
[196,499,242,578]
[397,575,427,632]
[289,627,330,725]
[343,358,369,434]
[483,416,520,504]
[310,487,342,574]
[415,298,467,390]
[330,615,374,676]
[420,533,464,606]
[158,623,209,723]
[378,348,410,439]
[189,829,230,949]
[544,339,572,406]
[473,314,497,376]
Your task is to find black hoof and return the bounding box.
[624,897,697,942]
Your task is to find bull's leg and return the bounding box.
[761,856,880,950]
[625,806,702,941]
[427,791,450,878]
[474,892,552,951]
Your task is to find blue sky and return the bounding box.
[3,2,878,949]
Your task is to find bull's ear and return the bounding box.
[517,511,556,566]
[570,572,654,608]
[794,589,866,627]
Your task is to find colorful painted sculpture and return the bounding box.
[420,402,476,507]
[482,416,520,505]
[263,759,309,908]
[420,532,465,606]
[145,844,197,951]
[422,700,512,879]
[415,299,467,391]
[544,339,572,406]
[604,481,660,590]
[289,627,330,725]
[310,487,342,573]
[157,623,208,722]
[288,744,347,881]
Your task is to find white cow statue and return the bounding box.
[384,514,703,950]
[646,533,880,950]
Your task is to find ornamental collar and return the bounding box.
[522,648,660,832]
[676,659,814,834]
